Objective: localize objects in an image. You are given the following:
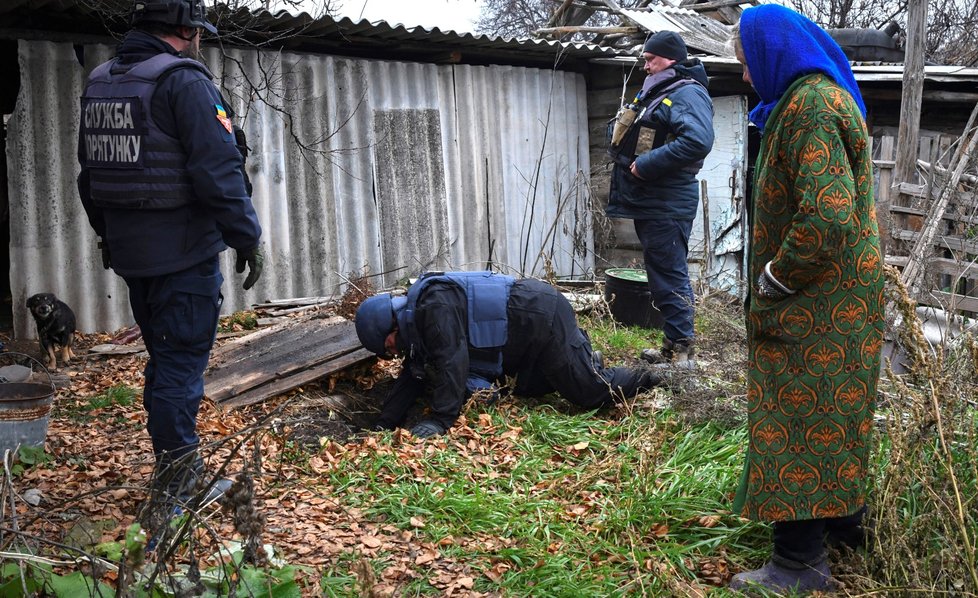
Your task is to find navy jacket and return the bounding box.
[375,278,651,430]
[78,31,261,277]
[606,60,714,222]
[378,279,565,429]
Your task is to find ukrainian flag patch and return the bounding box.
[215,104,233,133]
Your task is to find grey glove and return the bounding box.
[98,239,111,270]
[235,246,263,290]
[756,261,794,300]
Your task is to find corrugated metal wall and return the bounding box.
[7,40,593,337]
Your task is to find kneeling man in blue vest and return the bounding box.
[355,271,662,438]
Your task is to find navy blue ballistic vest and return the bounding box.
[607,73,705,174]
[80,53,210,209]
[397,271,516,388]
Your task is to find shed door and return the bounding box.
[689,95,748,294]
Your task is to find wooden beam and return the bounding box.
[221,349,375,410]
[918,159,978,185]
[899,103,978,297]
[861,89,978,104]
[893,181,928,198]
[887,255,978,279]
[893,0,927,186]
[927,291,978,313]
[875,136,895,257]
[890,204,978,224]
[680,0,756,14]
[892,229,978,257]
[535,25,639,36]
[204,316,364,405]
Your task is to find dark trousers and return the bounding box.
[633,218,695,342]
[504,280,650,407]
[124,256,223,461]
[773,507,866,565]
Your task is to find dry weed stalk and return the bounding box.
[868,267,978,595]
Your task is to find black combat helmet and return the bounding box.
[131,0,217,34]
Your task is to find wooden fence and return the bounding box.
[875,129,978,314]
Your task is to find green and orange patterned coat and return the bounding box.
[733,73,885,522]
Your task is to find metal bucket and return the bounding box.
[604,268,664,330]
[0,354,56,455]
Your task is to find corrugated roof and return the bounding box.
[8,39,595,337]
[619,5,737,56]
[591,54,978,84]
[0,0,623,68]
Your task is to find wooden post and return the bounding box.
[893,0,927,186]
[875,136,894,256]
[700,180,712,278]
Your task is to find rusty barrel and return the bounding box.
[0,356,55,455]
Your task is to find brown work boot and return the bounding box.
[640,339,694,368]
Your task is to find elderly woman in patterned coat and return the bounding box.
[729,4,886,594]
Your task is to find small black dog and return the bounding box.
[26,292,77,370]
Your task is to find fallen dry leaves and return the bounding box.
[6,330,508,596]
[4,324,733,597]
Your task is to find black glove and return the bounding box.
[410,419,446,439]
[235,246,263,290]
[756,261,793,300]
[98,239,111,270]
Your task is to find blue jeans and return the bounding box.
[633,218,694,342]
[124,256,223,461]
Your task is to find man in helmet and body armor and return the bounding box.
[77,0,263,504]
[606,31,715,367]
[355,272,661,438]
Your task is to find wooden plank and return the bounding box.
[680,0,755,14]
[876,135,894,255]
[253,296,335,308]
[892,229,978,255]
[922,291,978,314]
[886,255,978,279]
[209,313,344,362]
[891,204,978,225]
[220,348,375,410]
[205,328,358,402]
[88,343,146,355]
[894,182,929,199]
[204,318,359,403]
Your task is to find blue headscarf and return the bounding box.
[739,4,866,133]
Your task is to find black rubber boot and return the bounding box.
[410,419,447,438]
[155,454,232,508]
[826,506,870,551]
[729,554,835,595]
[605,367,663,401]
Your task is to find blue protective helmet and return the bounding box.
[355,293,406,356]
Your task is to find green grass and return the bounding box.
[310,291,978,595]
[579,316,658,362]
[59,384,138,421]
[318,398,766,595]
[219,310,259,333]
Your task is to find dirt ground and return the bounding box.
[0,293,748,594]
